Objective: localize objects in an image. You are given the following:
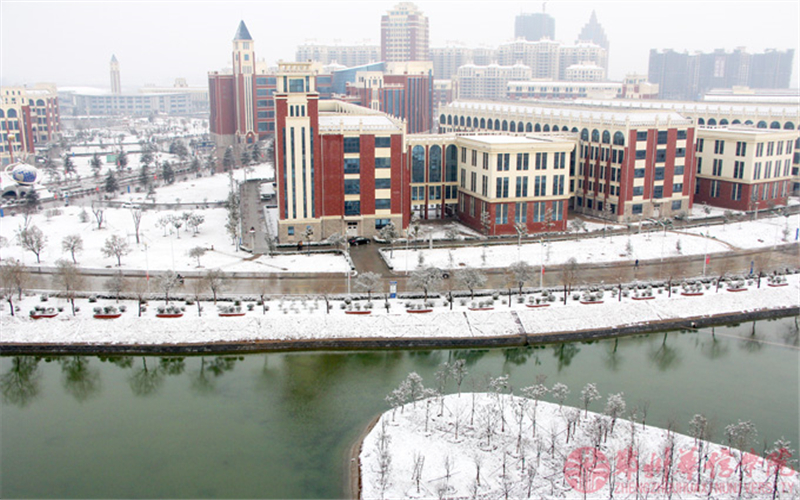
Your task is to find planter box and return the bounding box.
[726,288,747,292]
[525,303,551,308]
[156,313,183,318]
[345,310,372,315]
[580,300,604,305]
[218,312,246,317]
[768,283,788,287]
[94,313,122,319]
[632,296,655,300]
[407,309,433,314]
[468,307,494,311]
[30,313,59,319]
[681,292,704,296]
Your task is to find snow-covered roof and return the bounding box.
[459,134,550,145]
[318,114,402,133]
[572,98,800,117]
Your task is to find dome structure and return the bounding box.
[5,162,40,186]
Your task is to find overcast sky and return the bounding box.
[1,0,798,90]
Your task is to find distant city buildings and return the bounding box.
[648,48,795,101]
[0,84,60,166]
[110,55,121,95]
[296,42,380,67]
[577,11,609,71]
[381,2,430,63]
[514,12,556,42]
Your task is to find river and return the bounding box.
[1,317,798,498]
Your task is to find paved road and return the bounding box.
[22,241,798,297]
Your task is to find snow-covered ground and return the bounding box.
[1,272,796,345]
[386,215,800,272]
[360,393,799,499]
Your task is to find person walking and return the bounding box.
[634,259,639,269]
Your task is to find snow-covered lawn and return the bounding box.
[2,272,796,345]
[0,203,344,273]
[360,393,799,499]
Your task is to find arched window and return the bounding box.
[36,99,45,106]
[0,109,4,118]
[783,122,794,130]
[7,109,17,118]
[459,116,465,127]
[613,131,625,146]
[757,121,767,128]
[795,137,800,148]
[487,119,494,130]
[707,118,716,126]
[719,119,728,125]
[517,122,523,132]
[591,129,600,142]
[571,127,578,133]
[412,145,425,183]
[466,117,472,128]
[581,128,589,141]
[475,118,480,128]
[480,118,486,128]
[502,120,508,131]
[447,115,452,125]
[732,119,741,125]
[770,121,781,129]
[744,120,753,125]
[534,123,542,132]
[602,130,611,144]
[429,145,442,183]
[525,123,532,132]
[439,115,446,125]
[510,121,516,132]
[445,145,458,182]
[543,124,550,132]
[494,119,500,130]
[697,118,705,125]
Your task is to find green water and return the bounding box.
[2,317,798,498]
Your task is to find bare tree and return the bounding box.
[202,268,229,304]
[767,438,796,500]
[725,420,758,499]
[409,267,443,300]
[130,207,144,244]
[104,273,128,302]
[16,225,47,263]
[378,222,400,258]
[454,267,487,299]
[52,260,85,315]
[188,278,205,317]
[450,359,468,396]
[508,261,535,294]
[0,259,28,316]
[561,257,579,303]
[91,204,105,230]
[354,271,381,301]
[188,247,206,267]
[101,234,131,267]
[131,279,148,317]
[604,393,626,434]
[551,382,570,408]
[61,234,84,264]
[580,383,601,417]
[156,271,182,304]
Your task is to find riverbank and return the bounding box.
[2,273,798,354]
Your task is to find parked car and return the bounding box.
[348,236,370,246]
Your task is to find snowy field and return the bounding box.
[360,393,799,499]
[1,272,796,345]
[386,216,800,272]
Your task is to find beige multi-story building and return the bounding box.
[693,126,795,211]
[496,39,607,81]
[564,62,605,82]
[1,84,60,166]
[456,64,533,101]
[507,81,622,100]
[559,43,607,80]
[381,2,430,63]
[296,42,380,67]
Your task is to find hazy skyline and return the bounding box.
[2,0,798,90]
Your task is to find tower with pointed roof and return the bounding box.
[232,20,257,144]
[110,55,121,94]
[577,11,609,71]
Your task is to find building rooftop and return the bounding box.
[460,134,551,144]
[698,125,798,136]
[571,99,800,118]
[234,20,252,41]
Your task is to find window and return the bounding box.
[553,200,564,221]
[714,140,724,154]
[289,78,305,92]
[731,184,742,201]
[655,167,665,180]
[495,204,509,225]
[428,186,441,200]
[497,153,509,171]
[697,138,704,152]
[461,147,467,163]
[677,130,687,140]
[767,142,774,156]
[696,157,703,173]
[256,100,270,107]
[634,168,645,178]
[256,77,268,85]
[657,131,668,144]
[429,146,442,182]
[710,180,720,197]
[533,202,545,222]
[256,88,269,96]
[445,186,458,199]
[736,141,747,156]
[637,131,647,141]
[633,186,644,196]
[516,153,529,170]
[375,178,391,189]
[765,161,772,179]
[515,202,527,223]
[756,143,764,157]
[495,177,509,198]
[712,159,722,176]
[375,199,391,210]
[343,137,360,153]
[534,176,547,196]
[482,152,489,170]
[411,145,425,182]
[344,201,360,215]
[674,165,684,175]
[656,149,667,163]
[470,172,476,192]
[471,150,477,166]
[635,150,647,160]
[552,175,564,196]
[672,200,682,210]
[673,183,683,193]
[675,148,686,158]
[344,179,360,194]
[375,219,391,229]
[375,157,391,169]
[375,137,391,148]
[632,204,643,215]
[344,158,360,174]
[733,161,744,179]
[535,152,547,170]
[287,226,295,236]
[412,186,425,201]
[481,176,488,197]
[515,177,528,197]
[654,185,663,198]
[754,162,762,179]
[554,152,566,169]
[777,141,784,155]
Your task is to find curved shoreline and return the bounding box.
[2,305,797,355]
[346,414,381,500]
